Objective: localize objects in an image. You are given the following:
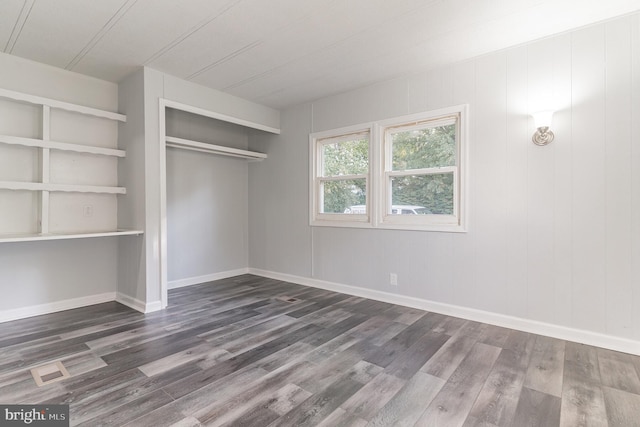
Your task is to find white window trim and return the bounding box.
[376,104,468,232]
[309,123,374,228]
[310,104,468,232]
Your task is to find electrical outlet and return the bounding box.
[83,205,94,218]
[390,273,398,286]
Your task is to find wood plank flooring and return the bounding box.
[1,274,640,426]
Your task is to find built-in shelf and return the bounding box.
[0,87,126,122]
[0,181,126,194]
[0,134,126,157]
[0,230,144,243]
[0,87,133,246]
[166,136,267,161]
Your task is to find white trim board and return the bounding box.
[168,268,250,289]
[0,292,117,323]
[116,293,162,314]
[0,229,143,243]
[162,99,280,135]
[0,87,126,122]
[0,291,162,323]
[0,181,126,194]
[248,268,640,356]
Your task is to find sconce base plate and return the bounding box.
[532,127,554,146]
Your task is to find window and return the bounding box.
[380,112,461,229]
[310,126,372,226]
[310,105,467,232]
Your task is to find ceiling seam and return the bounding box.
[4,0,35,53]
[187,40,262,80]
[184,0,341,82]
[65,0,139,71]
[143,0,243,66]
[221,0,441,92]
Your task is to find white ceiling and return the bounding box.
[2,0,639,109]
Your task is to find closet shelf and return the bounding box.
[0,134,126,157]
[0,181,126,194]
[0,230,144,243]
[166,136,267,161]
[0,87,126,122]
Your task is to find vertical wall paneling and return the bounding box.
[117,69,146,303]
[505,45,529,318]
[408,68,446,114]
[570,25,607,333]
[473,53,508,314]
[246,12,640,349]
[450,60,477,309]
[311,79,407,132]
[551,34,573,327]
[143,67,165,305]
[604,18,633,337]
[630,14,640,341]
[248,103,313,278]
[407,66,456,304]
[526,37,556,323]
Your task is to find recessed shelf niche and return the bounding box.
[0,88,142,242]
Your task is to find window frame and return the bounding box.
[377,106,467,231]
[309,124,374,227]
[309,104,468,232]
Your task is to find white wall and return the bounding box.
[166,110,250,286]
[0,52,120,315]
[117,69,146,305]
[249,104,313,278]
[248,14,640,349]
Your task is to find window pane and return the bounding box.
[391,123,456,170]
[321,179,366,213]
[322,138,368,176]
[390,173,454,215]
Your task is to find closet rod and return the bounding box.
[165,136,267,161]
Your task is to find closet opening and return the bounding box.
[158,99,277,308]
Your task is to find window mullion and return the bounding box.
[387,166,457,177]
[319,174,367,182]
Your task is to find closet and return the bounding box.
[162,104,267,290]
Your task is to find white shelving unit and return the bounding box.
[0,230,142,243]
[0,88,142,243]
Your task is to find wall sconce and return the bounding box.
[531,111,554,146]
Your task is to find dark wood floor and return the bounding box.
[1,275,640,426]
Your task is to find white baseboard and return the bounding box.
[168,268,250,290]
[0,292,117,323]
[248,268,640,356]
[116,293,162,314]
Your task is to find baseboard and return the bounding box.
[248,268,640,356]
[116,293,162,314]
[168,268,250,290]
[0,292,117,323]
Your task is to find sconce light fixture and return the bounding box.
[531,111,554,146]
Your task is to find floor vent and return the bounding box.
[277,296,301,304]
[30,361,70,387]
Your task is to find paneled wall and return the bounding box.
[249,13,640,345]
